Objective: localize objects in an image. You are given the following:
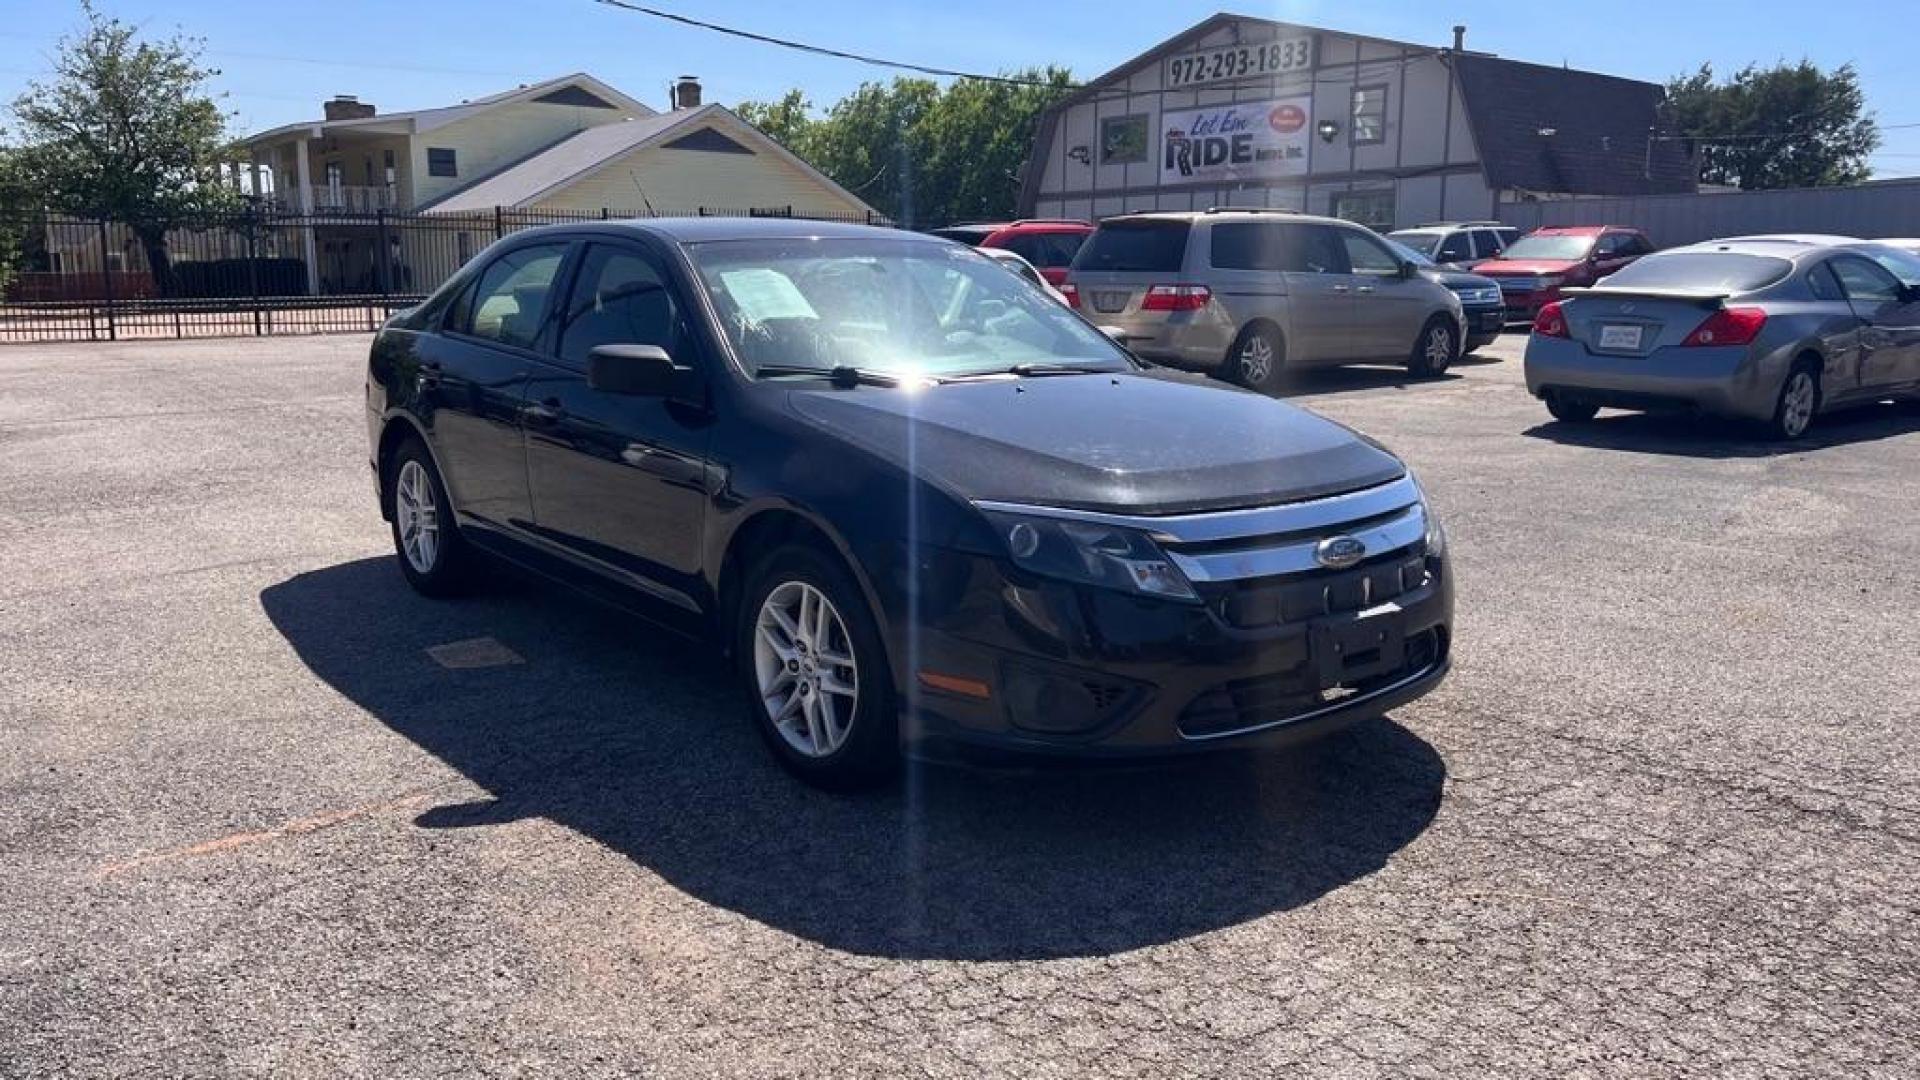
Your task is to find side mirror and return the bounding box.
[1400,260,1421,279]
[588,343,680,396]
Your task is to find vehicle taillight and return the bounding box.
[1060,282,1080,308]
[1681,306,1767,347]
[1140,284,1211,312]
[1532,301,1569,338]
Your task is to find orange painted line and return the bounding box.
[94,789,440,878]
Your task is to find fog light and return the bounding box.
[1000,663,1139,736]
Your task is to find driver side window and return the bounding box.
[1831,256,1901,310]
[556,244,687,368]
[1341,229,1402,276]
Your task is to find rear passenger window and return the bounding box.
[463,243,569,349]
[997,233,1048,266]
[1435,232,1472,263]
[1209,223,1282,270]
[1471,229,1504,258]
[1281,224,1348,274]
[1037,232,1087,268]
[1807,264,1844,302]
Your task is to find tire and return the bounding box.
[1408,316,1458,377]
[385,438,476,596]
[737,544,899,790]
[1769,360,1821,441]
[1227,323,1285,392]
[1544,393,1600,424]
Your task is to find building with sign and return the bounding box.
[1018,15,1696,230]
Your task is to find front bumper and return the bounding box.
[896,547,1453,758]
[1461,305,1506,348]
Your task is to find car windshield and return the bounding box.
[688,237,1129,378]
[1386,230,1445,256]
[1598,252,1794,292]
[1385,239,1437,267]
[1499,234,1597,260]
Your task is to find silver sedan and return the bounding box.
[1523,238,1920,439]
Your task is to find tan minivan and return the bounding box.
[1065,209,1466,391]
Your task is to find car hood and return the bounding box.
[1425,268,1499,290]
[786,372,1405,515]
[1474,258,1581,276]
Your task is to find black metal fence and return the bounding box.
[0,205,889,344]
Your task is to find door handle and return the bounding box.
[523,398,565,425]
[417,360,443,389]
[1332,284,1351,293]
[1355,285,1376,294]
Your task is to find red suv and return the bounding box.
[928,219,1093,287]
[1472,226,1655,321]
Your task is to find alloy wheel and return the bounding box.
[1424,326,1453,371]
[395,459,440,573]
[1239,335,1274,385]
[1780,371,1816,438]
[753,581,859,758]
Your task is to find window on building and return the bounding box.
[1331,191,1395,231]
[427,148,458,178]
[1351,85,1388,145]
[1100,115,1149,165]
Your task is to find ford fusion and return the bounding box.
[367,220,1452,788]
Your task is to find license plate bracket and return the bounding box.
[1598,323,1644,350]
[1309,607,1406,689]
[1093,291,1130,313]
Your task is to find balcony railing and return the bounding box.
[264,185,398,213]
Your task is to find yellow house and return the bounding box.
[235,73,875,294]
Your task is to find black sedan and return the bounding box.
[367,219,1452,788]
[1388,239,1506,353]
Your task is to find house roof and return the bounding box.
[238,73,653,145]
[1450,54,1696,197]
[416,104,873,215]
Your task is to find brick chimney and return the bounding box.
[672,76,701,110]
[323,95,376,121]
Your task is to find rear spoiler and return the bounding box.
[1560,286,1731,307]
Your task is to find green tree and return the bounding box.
[8,2,238,294]
[1666,61,1878,190]
[739,68,1074,226]
[0,148,28,293]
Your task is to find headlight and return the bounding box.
[1534,274,1565,289]
[1407,471,1447,559]
[980,510,1199,602]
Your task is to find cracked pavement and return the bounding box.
[2,334,1917,1077]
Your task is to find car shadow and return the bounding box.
[260,557,1447,962]
[1524,399,1920,459]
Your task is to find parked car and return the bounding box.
[1385,239,1506,353]
[367,219,1454,788]
[1385,221,1520,270]
[925,219,1093,287]
[1474,226,1655,322]
[1524,238,1920,439]
[976,245,1071,305]
[1064,209,1466,391]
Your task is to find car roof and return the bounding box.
[1528,226,1623,236]
[1659,238,1891,261]
[1716,233,1863,245]
[508,217,924,245]
[1000,219,1092,232]
[1099,209,1353,227]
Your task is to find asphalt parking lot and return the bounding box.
[4,332,1918,1078]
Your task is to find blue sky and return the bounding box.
[2,0,1914,177]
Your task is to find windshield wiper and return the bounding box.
[1006,362,1126,377]
[754,363,905,388]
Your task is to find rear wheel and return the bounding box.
[1544,393,1600,424]
[1408,317,1457,377]
[386,439,476,596]
[1229,324,1285,392]
[738,545,899,790]
[1769,361,1821,440]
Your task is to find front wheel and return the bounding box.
[738,545,899,790]
[1769,362,1821,440]
[1409,317,1457,377]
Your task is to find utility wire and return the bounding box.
[588,0,1073,87]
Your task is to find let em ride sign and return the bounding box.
[1161,97,1314,184]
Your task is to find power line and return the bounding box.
[588,0,1072,88]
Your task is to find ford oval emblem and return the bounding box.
[1315,534,1368,570]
